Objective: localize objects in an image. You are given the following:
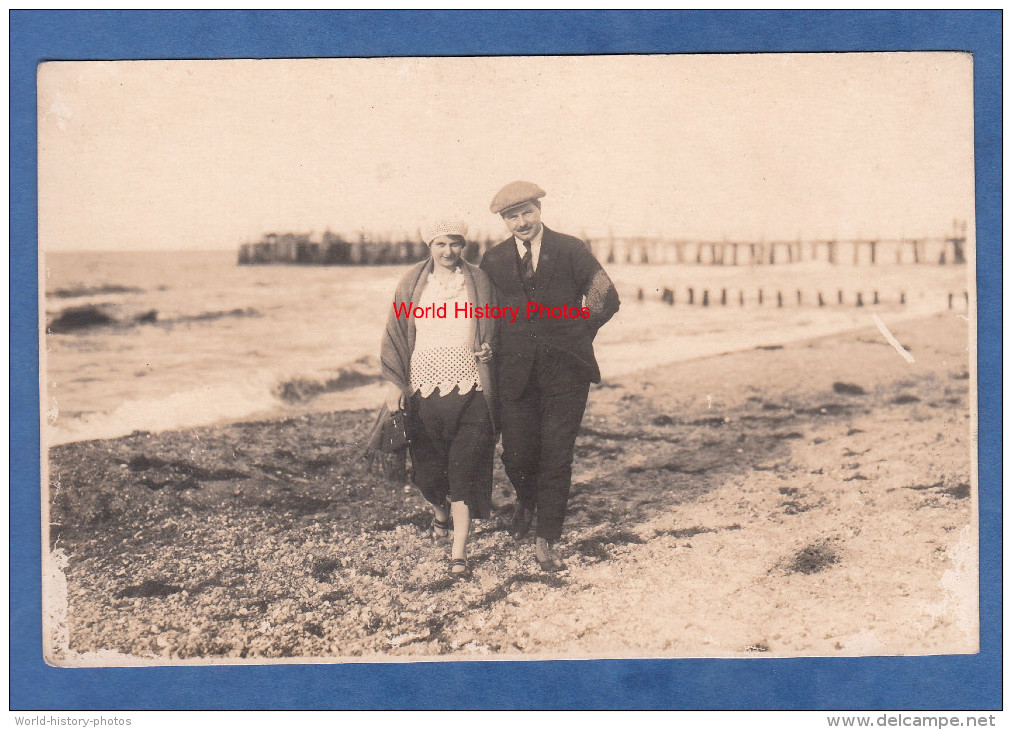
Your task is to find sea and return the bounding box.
[42,250,971,445]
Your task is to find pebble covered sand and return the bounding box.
[44,312,975,664]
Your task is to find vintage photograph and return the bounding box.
[39,53,976,665]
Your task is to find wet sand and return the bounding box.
[44,312,975,664]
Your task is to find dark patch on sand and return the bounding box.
[126,455,248,481]
[48,305,116,333]
[833,382,866,396]
[572,530,646,560]
[311,557,342,581]
[629,461,714,476]
[787,543,839,575]
[303,622,326,638]
[782,501,812,515]
[49,284,145,299]
[318,590,350,603]
[891,394,921,405]
[118,579,184,599]
[259,494,334,516]
[372,511,432,533]
[690,416,726,427]
[939,482,970,499]
[657,524,740,540]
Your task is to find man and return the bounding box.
[480,181,620,572]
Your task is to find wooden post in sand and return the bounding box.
[688,287,695,305]
[838,289,844,305]
[818,292,825,307]
[777,291,783,308]
[702,290,710,307]
[796,289,802,306]
[662,288,674,305]
[948,293,953,309]
[758,288,764,305]
[739,290,745,306]
[856,293,864,307]
[721,288,727,306]
[873,291,879,305]
[637,288,644,301]
[900,292,906,305]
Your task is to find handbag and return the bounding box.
[379,408,410,453]
[362,404,411,485]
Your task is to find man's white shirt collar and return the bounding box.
[514,226,544,271]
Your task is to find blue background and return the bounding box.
[10,10,1001,710]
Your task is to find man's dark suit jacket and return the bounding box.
[480,226,621,400]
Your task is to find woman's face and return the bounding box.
[429,235,466,270]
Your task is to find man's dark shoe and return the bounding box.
[509,504,535,539]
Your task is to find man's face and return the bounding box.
[501,202,543,242]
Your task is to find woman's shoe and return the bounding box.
[449,558,471,579]
[429,516,452,544]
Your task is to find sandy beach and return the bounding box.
[44,311,975,664]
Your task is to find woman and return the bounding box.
[379,218,497,578]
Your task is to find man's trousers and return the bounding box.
[499,348,590,541]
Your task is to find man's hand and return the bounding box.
[474,342,493,364]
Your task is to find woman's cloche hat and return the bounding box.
[419,218,468,245]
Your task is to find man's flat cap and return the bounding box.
[489,181,546,214]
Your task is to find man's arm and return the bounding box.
[573,243,620,334]
[478,251,502,355]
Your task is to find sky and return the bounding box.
[37,53,974,251]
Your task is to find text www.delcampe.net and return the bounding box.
[827,716,997,728]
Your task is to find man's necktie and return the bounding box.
[520,241,534,284]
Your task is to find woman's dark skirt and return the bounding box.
[408,387,495,519]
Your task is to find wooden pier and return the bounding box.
[238,222,968,267]
[238,231,493,266]
[589,230,968,267]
